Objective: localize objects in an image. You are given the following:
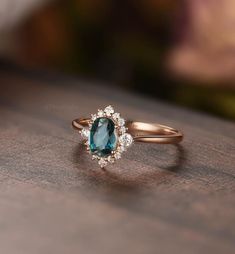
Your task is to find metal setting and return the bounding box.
[72,105,183,167]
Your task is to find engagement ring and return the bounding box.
[72,105,183,168]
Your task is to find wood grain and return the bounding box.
[0,69,235,254]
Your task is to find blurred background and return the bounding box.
[0,0,235,120]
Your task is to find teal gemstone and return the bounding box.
[89,117,117,157]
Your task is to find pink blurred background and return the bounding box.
[0,0,235,119]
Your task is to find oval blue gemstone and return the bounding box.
[89,117,117,157]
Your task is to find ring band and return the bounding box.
[72,105,183,168]
[72,118,183,144]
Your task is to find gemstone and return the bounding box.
[81,128,90,139]
[91,114,97,121]
[104,105,114,116]
[119,133,133,147]
[89,117,117,157]
[118,118,125,126]
[119,126,126,134]
[97,110,104,117]
[114,152,121,160]
[117,145,125,152]
[98,158,108,168]
[108,156,115,163]
[112,112,120,120]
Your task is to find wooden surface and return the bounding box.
[0,69,235,254]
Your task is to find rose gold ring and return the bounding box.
[72,105,183,168]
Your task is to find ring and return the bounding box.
[72,105,183,168]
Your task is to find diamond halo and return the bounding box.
[80,105,133,168]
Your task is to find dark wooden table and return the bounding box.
[0,69,235,254]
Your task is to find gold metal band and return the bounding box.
[72,118,183,144]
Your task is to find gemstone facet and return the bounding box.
[89,117,117,157]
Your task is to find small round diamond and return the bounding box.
[108,156,115,163]
[114,152,121,160]
[117,145,125,152]
[92,155,98,160]
[104,105,114,116]
[118,118,125,126]
[119,133,133,147]
[81,128,90,139]
[97,110,104,117]
[98,158,108,168]
[91,114,97,121]
[112,112,120,120]
[119,126,126,134]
